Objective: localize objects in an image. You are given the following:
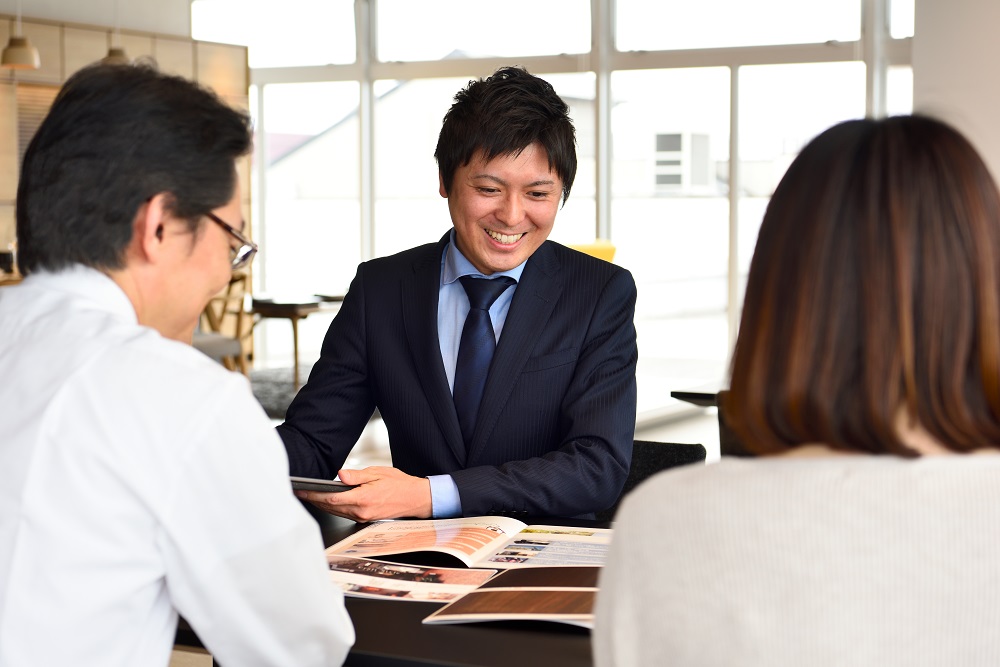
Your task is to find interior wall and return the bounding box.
[0,0,191,37]
[912,0,1000,182]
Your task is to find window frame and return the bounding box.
[243,0,912,421]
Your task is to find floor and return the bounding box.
[168,408,721,666]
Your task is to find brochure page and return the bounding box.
[326,555,497,602]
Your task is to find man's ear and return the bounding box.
[438,172,448,198]
[133,193,172,264]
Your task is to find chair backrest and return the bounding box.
[192,330,243,362]
[567,239,616,262]
[716,389,754,457]
[597,440,707,521]
[197,271,251,374]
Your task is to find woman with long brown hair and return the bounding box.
[594,115,1000,666]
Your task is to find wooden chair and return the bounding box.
[194,271,252,375]
[597,440,707,521]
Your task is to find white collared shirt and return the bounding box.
[0,266,354,666]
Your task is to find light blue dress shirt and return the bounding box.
[428,230,526,517]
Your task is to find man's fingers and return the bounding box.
[297,468,433,521]
[294,488,361,513]
[338,466,392,485]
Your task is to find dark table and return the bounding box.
[669,380,724,408]
[250,294,343,390]
[671,384,753,456]
[176,507,600,666]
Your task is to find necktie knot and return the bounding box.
[460,275,515,311]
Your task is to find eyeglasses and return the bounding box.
[206,211,258,270]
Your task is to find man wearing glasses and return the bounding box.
[207,211,258,272]
[0,64,353,666]
[281,67,638,523]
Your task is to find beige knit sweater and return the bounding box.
[594,455,1000,666]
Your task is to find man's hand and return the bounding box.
[293,466,433,522]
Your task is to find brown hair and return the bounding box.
[724,115,1000,456]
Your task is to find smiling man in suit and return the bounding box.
[280,66,637,522]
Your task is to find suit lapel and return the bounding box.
[402,234,467,465]
[469,242,563,459]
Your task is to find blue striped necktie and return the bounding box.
[454,275,515,447]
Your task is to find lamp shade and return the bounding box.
[101,47,130,66]
[1,35,40,69]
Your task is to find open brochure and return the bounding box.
[325,516,612,569]
[325,555,497,602]
[422,566,600,629]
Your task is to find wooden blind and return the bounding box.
[16,84,59,168]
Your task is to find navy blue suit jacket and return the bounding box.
[278,234,638,518]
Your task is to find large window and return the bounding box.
[371,76,466,257]
[194,0,914,423]
[252,81,361,365]
[616,0,861,51]
[609,67,732,417]
[736,61,867,306]
[191,0,355,68]
[375,0,591,62]
[260,81,361,297]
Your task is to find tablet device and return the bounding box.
[290,476,357,493]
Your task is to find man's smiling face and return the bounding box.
[442,142,562,275]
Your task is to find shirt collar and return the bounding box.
[22,264,138,325]
[441,228,526,286]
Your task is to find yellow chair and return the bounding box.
[567,238,616,262]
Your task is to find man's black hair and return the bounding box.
[16,62,252,274]
[434,66,577,205]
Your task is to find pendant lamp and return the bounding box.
[101,46,129,66]
[1,0,40,70]
[100,0,129,66]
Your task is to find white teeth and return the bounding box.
[487,230,524,245]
